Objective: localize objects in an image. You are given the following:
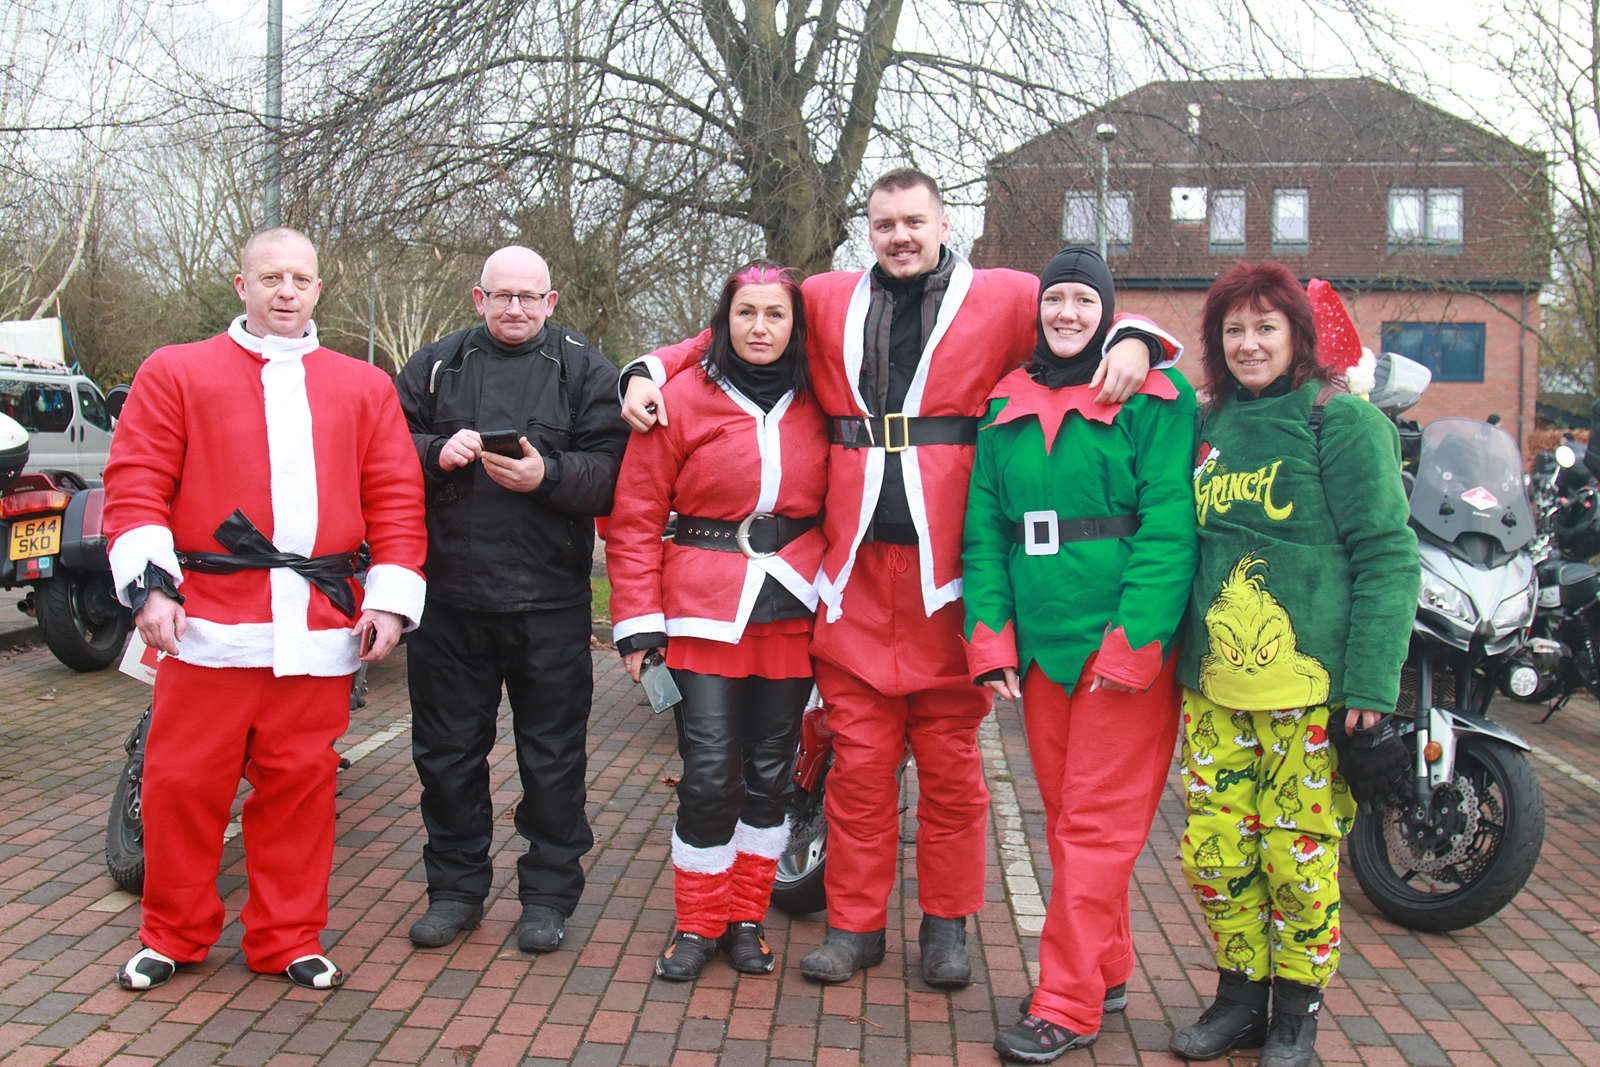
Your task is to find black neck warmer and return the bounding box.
[1028,247,1116,389]
[473,323,545,359]
[720,351,795,412]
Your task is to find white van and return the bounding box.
[0,352,115,483]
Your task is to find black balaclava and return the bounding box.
[719,347,794,412]
[1029,246,1116,389]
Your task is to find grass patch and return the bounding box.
[591,577,611,623]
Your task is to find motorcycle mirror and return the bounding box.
[104,384,130,421]
[1557,444,1578,469]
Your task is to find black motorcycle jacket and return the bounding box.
[396,323,626,613]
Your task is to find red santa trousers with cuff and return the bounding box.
[1022,651,1181,1037]
[139,657,350,974]
[812,542,992,933]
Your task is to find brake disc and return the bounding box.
[1383,775,1481,874]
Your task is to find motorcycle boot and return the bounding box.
[919,914,972,988]
[656,930,719,981]
[721,921,777,974]
[408,899,485,948]
[517,904,565,953]
[1168,969,1270,1060]
[1259,977,1322,1067]
[799,926,886,983]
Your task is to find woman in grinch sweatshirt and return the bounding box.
[1170,261,1418,1067]
[962,247,1196,1063]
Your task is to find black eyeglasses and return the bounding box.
[481,290,550,309]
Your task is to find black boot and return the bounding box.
[408,899,485,948]
[799,927,886,983]
[919,915,971,989]
[1168,969,1270,1061]
[1259,978,1322,1067]
[655,931,719,981]
[721,921,776,974]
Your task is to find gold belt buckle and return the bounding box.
[883,413,911,453]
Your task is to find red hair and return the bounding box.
[1200,261,1333,405]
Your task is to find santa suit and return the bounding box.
[630,256,1176,931]
[607,363,827,936]
[102,317,427,973]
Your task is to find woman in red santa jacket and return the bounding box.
[606,262,827,982]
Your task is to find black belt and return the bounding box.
[673,513,818,559]
[178,509,359,619]
[1013,512,1140,555]
[830,414,979,451]
[867,521,919,545]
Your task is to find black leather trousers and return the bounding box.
[671,671,812,849]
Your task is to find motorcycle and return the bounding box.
[0,410,131,671]
[1346,410,1546,932]
[772,689,830,914]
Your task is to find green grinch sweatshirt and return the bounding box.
[962,368,1198,692]
[1177,382,1419,713]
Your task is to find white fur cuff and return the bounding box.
[361,564,426,631]
[109,524,183,608]
[732,818,791,860]
[613,613,667,643]
[671,829,736,874]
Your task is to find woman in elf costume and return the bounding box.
[962,247,1196,1063]
[1170,262,1417,1067]
[607,262,828,982]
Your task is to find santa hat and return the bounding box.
[1307,279,1363,373]
[1304,724,1329,752]
[1291,835,1326,861]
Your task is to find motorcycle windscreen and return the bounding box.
[1410,417,1533,553]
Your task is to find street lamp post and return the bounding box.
[264,0,283,227]
[1095,122,1117,259]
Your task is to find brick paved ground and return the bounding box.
[1,637,1599,1066]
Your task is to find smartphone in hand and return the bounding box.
[479,430,524,458]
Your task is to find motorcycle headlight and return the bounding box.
[1420,572,1476,623]
[1491,584,1535,631]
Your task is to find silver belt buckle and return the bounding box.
[736,512,779,559]
[1022,509,1059,556]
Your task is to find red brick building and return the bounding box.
[971,78,1549,445]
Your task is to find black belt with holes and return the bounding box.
[1013,513,1140,547]
[673,513,818,556]
[830,414,980,452]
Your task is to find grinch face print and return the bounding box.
[1290,834,1328,894]
[1268,707,1304,757]
[1193,833,1225,879]
[1302,725,1332,788]
[1231,709,1259,749]
[1191,710,1220,765]
[1222,933,1259,976]
[1199,554,1330,709]
[1274,775,1304,829]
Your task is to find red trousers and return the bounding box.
[1023,653,1181,1036]
[141,658,350,973]
[813,543,992,932]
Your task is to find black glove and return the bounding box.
[1329,712,1411,805]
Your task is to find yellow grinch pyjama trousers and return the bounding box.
[1178,688,1357,988]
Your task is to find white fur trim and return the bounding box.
[258,341,323,676]
[361,564,426,631]
[228,315,319,357]
[1107,313,1184,368]
[175,617,360,676]
[672,829,737,874]
[1346,349,1377,396]
[613,613,667,643]
[109,524,183,608]
[732,818,791,860]
[617,353,667,403]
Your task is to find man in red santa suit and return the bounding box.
[102,227,428,992]
[621,170,1179,986]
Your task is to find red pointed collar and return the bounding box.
[984,367,1178,453]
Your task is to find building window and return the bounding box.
[1382,321,1485,382]
[1210,189,1246,252]
[1272,189,1310,252]
[1388,187,1464,253]
[1063,191,1133,254]
[1170,186,1207,222]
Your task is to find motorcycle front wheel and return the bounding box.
[772,759,829,915]
[106,708,151,895]
[35,569,131,672]
[1348,737,1544,932]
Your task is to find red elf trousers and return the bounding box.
[139,657,350,973]
[813,543,992,933]
[1022,652,1181,1036]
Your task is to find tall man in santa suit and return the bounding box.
[621,169,1179,986]
[103,227,428,992]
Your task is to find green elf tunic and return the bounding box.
[1177,380,1419,713]
[962,366,1198,689]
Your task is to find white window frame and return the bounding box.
[1170,185,1208,222]
[1062,191,1133,254]
[1272,188,1310,251]
[1209,189,1247,251]
[1389,187,1463,252]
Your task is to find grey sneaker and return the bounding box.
[408,899,485,948]
[517,904,565,953]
